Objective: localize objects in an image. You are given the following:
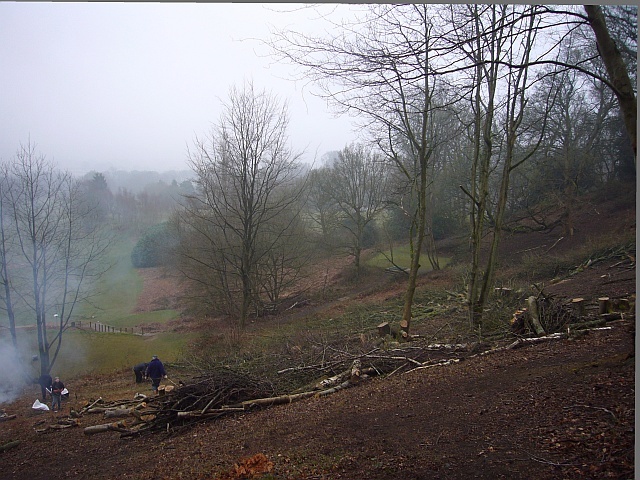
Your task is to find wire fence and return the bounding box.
[71,321,147,335]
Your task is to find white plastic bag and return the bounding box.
[32,399,50,411]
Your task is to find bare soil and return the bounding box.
[0,191,635,480]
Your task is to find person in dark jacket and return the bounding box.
[133,362,149,383]
[35,374,52,402]
[50,376,65,412]
[146,355,166,394]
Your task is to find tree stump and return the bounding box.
[377,322,391,337]
[571,298,586,316]
[598,297,611,315]
[526,296,545,335]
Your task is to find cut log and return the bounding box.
[83,421,130,435]
[104,408,133,418]
[349,359,362,384]
[177,408,245,419]
[399,319,409,333]
[239,390,318,409]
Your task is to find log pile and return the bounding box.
[511,289,634,336]
[78,340,479,437]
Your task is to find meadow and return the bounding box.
[4,235,188,380]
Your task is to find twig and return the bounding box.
[563,404,618,423]
[526,451,581,467]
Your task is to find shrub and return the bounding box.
[131,222,176,268]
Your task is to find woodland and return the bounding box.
[0,4,636,479]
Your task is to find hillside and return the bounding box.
[0,187,635,479]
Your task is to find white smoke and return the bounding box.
[0,337,32,405]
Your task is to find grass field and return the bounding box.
[366,245,450,271]
[4,234,186,379]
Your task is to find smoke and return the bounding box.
[0,337,33,405]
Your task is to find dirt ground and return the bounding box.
[0,191,635,480]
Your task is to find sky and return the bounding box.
[0,3,362,175]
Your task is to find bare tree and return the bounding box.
[0,162,18,348]
[322,143,389,273]
[270,4,449,334]
[305,166,342,253]
[443,5,549,327]
[1,141,112,377]
[181,82,305,328]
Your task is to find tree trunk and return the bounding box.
[584,5,637,163]
[527,296,546,335]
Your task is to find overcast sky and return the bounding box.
[0,3,362,175]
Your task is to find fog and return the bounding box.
[0,3,361,175]
[0,337,34,405]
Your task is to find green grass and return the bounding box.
[366,245,450,271]
[75,235,179,328]
[13,328,193,379]
[4,232,186,380]
[75,236,143,322]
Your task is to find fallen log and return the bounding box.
[177,407,245,419]
[0,414,16,422]
[506,332,565,350]
[0,440,20,452]
[84,421,131,435]
[35,421,79,434]
[236,376,358,410]
[239,390,318,409]
[104,408,133,419]
[315,380,351,396]
[81,397,103,413]
[316,360,362,389]
[404,358,461,374]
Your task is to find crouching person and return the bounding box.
[133,362,149,383]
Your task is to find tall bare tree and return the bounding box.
[1,141,112,376]
[181,82,305,328]
[443,4,549,327]
[271,4,447,334]
[0,162,18,348]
